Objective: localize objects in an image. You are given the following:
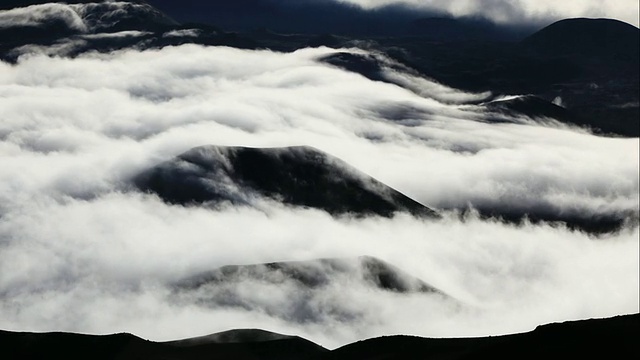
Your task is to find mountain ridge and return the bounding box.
[2,314,637,359]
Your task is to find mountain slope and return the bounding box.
[134,145,438,218]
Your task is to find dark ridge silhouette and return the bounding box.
[330,314,639,359]
[176,256,443,295]
[1,328,328,360]
[134,145,438,218]
[2,314,637,359]
[167,329,296,345]
[522,18,640,59]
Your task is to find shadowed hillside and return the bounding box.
[134,145,438,218]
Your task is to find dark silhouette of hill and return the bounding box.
[330,314,639,359]
[2,314,637,359]
[522,18,639,59]
[513,18,639,137]
[1,328,328,360]
[134,145,438,218]
[167,328,298,345]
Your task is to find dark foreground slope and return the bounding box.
[0,329,327,360]
[331,314,639,359]
[2,314,637,359]
[134,145,438,218]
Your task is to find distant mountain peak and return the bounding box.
[522,17,639,57]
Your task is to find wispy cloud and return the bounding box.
[0,1,174,32]
[0,3,88,31]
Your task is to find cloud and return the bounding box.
[0,194,637,347]
[336,0,640,27]
[0,44,638,348]
[0,1,175,33]
[0,3,88,31]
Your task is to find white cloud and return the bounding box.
[336,0,640,27]
[0,1,174,33]
[0,195,637,347]
[0,3,88,31]
[0,44,637,348]
[163,29,202,38]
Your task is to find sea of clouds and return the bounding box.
[0,44,638,348]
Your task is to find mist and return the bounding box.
[0,44,638,348]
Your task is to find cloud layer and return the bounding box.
[0,44,638,348]
[0,2,174,32]
[338,0,640,27]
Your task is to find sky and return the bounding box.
[0,42,638,348]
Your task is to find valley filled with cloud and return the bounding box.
[1,42,637,348]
